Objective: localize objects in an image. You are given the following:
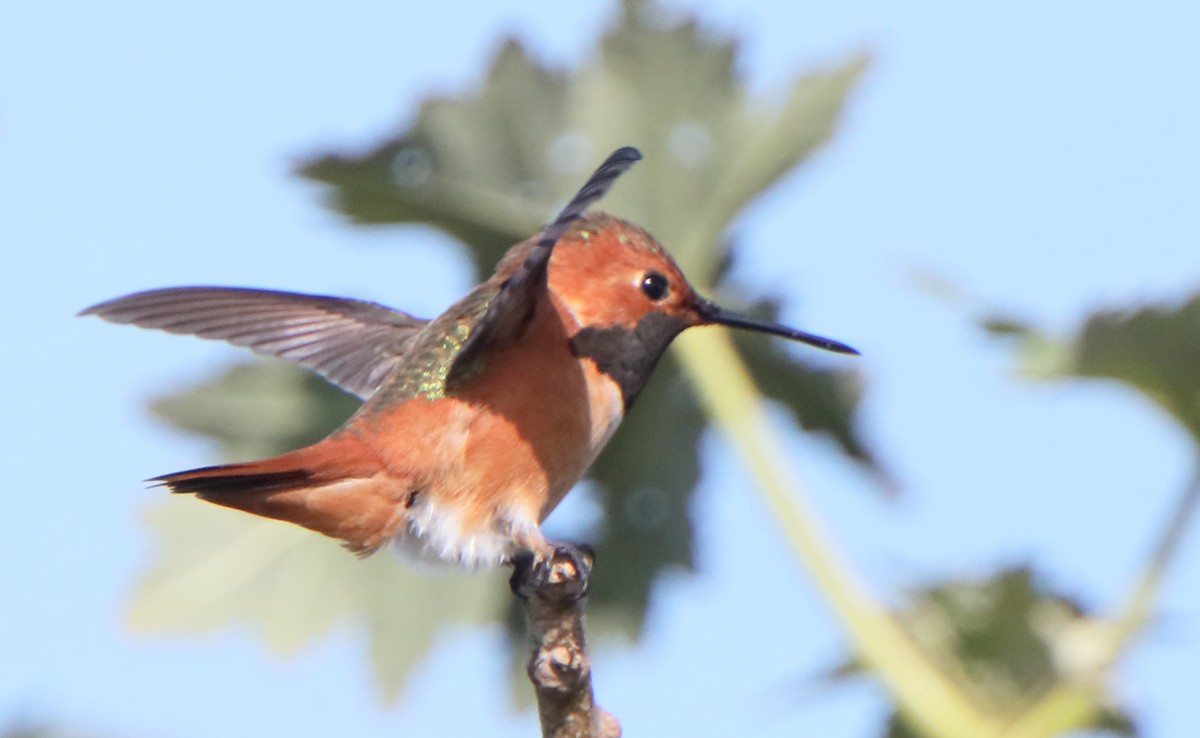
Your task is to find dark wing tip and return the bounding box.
[609,146,643,165]
[548,145,643,229]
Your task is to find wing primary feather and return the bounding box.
[79,286,430,398]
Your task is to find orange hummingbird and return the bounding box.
[81,147,857,568]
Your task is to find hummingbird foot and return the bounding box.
[509,542,594,601]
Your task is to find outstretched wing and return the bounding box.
[450,146,643,371]
[82,147,642,397]
[79,287,429,398]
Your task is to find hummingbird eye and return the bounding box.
[640,271,669,301]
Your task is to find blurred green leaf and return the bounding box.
[1070,294,1200,442]
[298,38,567,274]
[830,567,1136,738]
[298,0,869,284]
[149,360,358,461]
[138,0,876,701]
[131,498,506,701]
[985,290,1200,443]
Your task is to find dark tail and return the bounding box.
[152,463,314,497]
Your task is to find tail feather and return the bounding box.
[152,465,314,496]
[153,439,411,557]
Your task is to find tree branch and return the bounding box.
[510,545,620,738]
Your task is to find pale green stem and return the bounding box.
[996,684,1102,738]
[672,328,1001,738]
[1109,465,1200,653]
[999,465,1200,738]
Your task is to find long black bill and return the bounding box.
[696,299,859,355]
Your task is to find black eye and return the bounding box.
[641,271,669,301]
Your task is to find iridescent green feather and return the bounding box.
[365,282,499,404]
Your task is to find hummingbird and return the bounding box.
[81,147,857,568]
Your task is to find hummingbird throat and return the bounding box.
[568,311,690,410]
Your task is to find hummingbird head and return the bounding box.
[540,212,857,408]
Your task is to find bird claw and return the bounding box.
[509,542,594,601]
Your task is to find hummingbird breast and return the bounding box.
[349,290,626,567]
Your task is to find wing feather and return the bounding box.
[80,286,429,398]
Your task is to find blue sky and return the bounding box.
[3,1,1198,736]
